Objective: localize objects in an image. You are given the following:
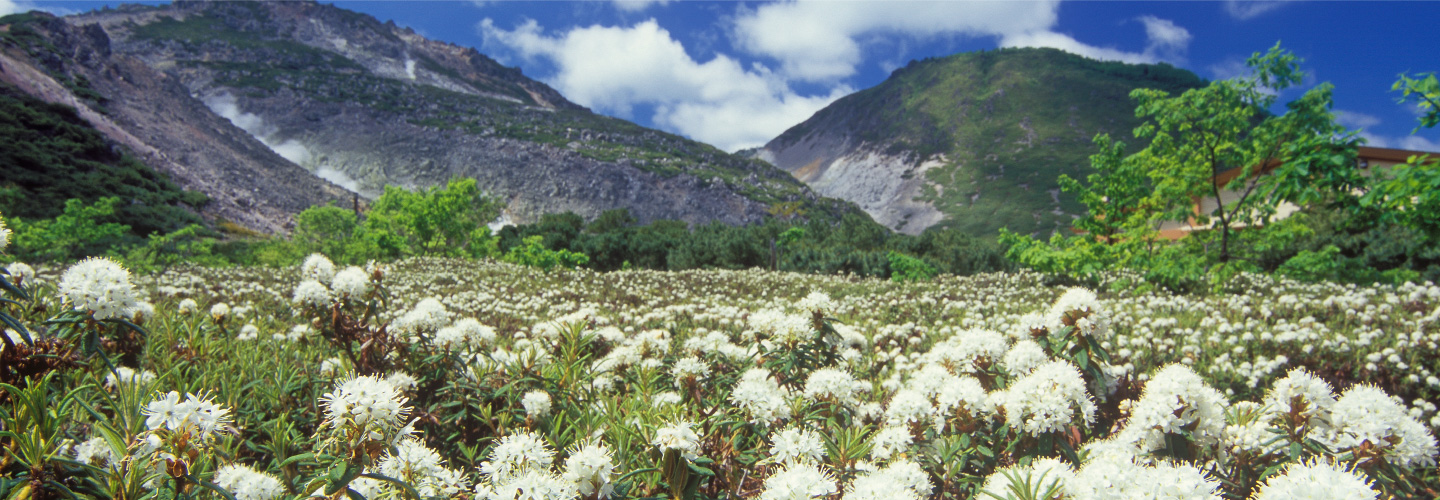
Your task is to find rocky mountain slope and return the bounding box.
[758,48,1207,236]
[48,0,849,231]
[0,11,351,233]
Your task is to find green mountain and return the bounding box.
[759,47,1207,236]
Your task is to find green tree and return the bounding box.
[293,205,360,260]
[1360,72,1440,243]
[1128,43,1358,265]
[1004,44,1361,287]
[1058,135,1151,245]
[362,178,499,258]
[1394,72,1439,131]
[123,224,228,273]
[501,235,589,271]
[6,197,131,261]
[887,251,937,282]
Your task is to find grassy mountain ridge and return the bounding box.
[763,47,1208,236]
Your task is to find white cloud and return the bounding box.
[731,1,1188,82]
[479,18,848,151]
[1,0,73,17]
[732,1,1059,81]
[1137,15,1190,62]
[998,32,1151,65]
[1361,131,1440,153]
[612,0,670,12]
[1223,1,1292,21]
[0,0,35,16]
[1336,110,1382,129]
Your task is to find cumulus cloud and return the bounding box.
[1336,110,1382,130]
[731,1,1188,82]
[479,18,848,151]
[0,0,42,16]
[1223,1,1292,21]
[612,0,670,12]
[732,1,1059,81]
[1363,133,1440,153]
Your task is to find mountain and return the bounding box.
[757,47,1208,236]
[0,10,353,234]
[10,0,850,233]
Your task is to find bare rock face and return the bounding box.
[56,0,851,230]
[0,12,351,233]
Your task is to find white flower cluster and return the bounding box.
[302,253,336,283]
[768,426,826,466]
[59,257,140,320]
[72,437,119,470]
[561,442,616,498]
[868,425,913,462]
[920,328,1009,374]
[845,459,931,500]
[378,438,471,498]
[803,367,864,406]
[1119,364,1228,455]
[1047,287,1111,340]
[1002,339,1050,375]
[292,279,332,309]
[983,456,1221,500]
[1322,384,1438,467]
[331,266,371,299]
[293,254,374,309]
[210,302,230,321]
[759,463,836,500]
[434,318,497,351]
[671,356,710,386]
[319,374,411,440]
[6,262,34,284]
[480,432,557,484]
[141,391,233,438]
[393,298,451,335]
[522,390,552,419]
[105,367,156,388]
[653,420,702,459]
[477,433,615,500]
[992,360,1096,436]
[1251,460,1378,500]
[730,368,792,426]
[748,308,814,345]
[213,464,285,500]
[237,323,260,341]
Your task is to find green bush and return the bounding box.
[501,235,589,271]
[887,251,937,282]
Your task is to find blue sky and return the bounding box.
[12,1,1440,153]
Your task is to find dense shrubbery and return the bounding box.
[487,211,1010,279]
[0,83,208,238]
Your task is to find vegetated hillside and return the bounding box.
[0,10,354,233]
[67,0,853,228]
[0,80,207,236]
[759,47,1207,236]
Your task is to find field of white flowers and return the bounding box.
[3,247,1440,499]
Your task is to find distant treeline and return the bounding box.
[491,209,1013,277]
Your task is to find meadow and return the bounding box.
[3,249,1439,500]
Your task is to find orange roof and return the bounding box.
[1213,146,1437,185]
